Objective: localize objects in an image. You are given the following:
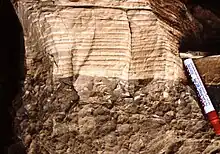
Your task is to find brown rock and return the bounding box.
[117,124,131,135]
[78,117,96,134]
[194,57,220,85]
[24,134,32,146]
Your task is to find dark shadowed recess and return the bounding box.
[180,0,220,54]
[180,0,220,111]
[0,0,26,153]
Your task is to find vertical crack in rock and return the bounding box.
[18,1,186,82]
[126,9,132,82]
[13,0,220,154]
[74,10,96,79]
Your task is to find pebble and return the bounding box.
[34,85,40,92]
[47,85,53,93]
[124,98,133,104]
[117,149,129,154]
[113,88,123,97]
[117,124,131,135]
[24,134,32,146]
[130,139,144,152]
[25,90,30,95]
[93,106,109,116]
[133,95,142,103]
[117,114,129,124]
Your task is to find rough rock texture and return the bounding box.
[12,0,220,154]
[194,56,220,86]
[16,52,220,153]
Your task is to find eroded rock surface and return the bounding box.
[12,50,220,154]
[16,0,186,81]
[12,0,220,154]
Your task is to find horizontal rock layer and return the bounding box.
[12,1,220,154]
[17,0,185,82]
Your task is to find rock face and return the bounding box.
[13,0,220,154]
[194,56,220,85]
[17,0,186,81]
[17,64,220,153]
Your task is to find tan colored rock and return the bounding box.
[16,0,186,83]
[194,56,220,85]
[15,1,218,154]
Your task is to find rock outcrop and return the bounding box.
[11,0,220,153]
[17,0,186,82]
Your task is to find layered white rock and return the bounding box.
[16,0,185,82]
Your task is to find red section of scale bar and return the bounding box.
[208,111,220,135]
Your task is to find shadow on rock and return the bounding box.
[0,0,26,153]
